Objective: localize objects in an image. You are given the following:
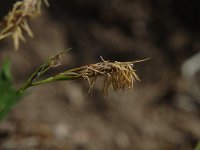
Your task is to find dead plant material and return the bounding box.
[65,58,150,94]
[0,0,49,50]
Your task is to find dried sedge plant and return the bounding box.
[31,53,150,94]
[0,0,49,50]
[59,57,146,94]
[0,50,149,119]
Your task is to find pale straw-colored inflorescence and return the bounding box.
[0,0,49,50]
[62,57,149,94]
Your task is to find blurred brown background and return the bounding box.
[1,0,200,150]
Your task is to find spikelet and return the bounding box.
[0,0,49,50]
[64,58,149,94]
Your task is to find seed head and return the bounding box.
[0,0,49,50]
[64,58,149,94]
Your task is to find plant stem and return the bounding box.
[31,73,81,86]
[0,60,50,120]
[0,88,25,120]
[0,50,76,120]
[0,69,81,120]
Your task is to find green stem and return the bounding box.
[0,62,50,120]
[0,88,25,120]
[32,73,81,86]
[0,50,74,120]
[0,72,81,120]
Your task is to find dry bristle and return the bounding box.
[69,60,142,94]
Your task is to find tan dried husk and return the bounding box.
[0,0,48,50]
